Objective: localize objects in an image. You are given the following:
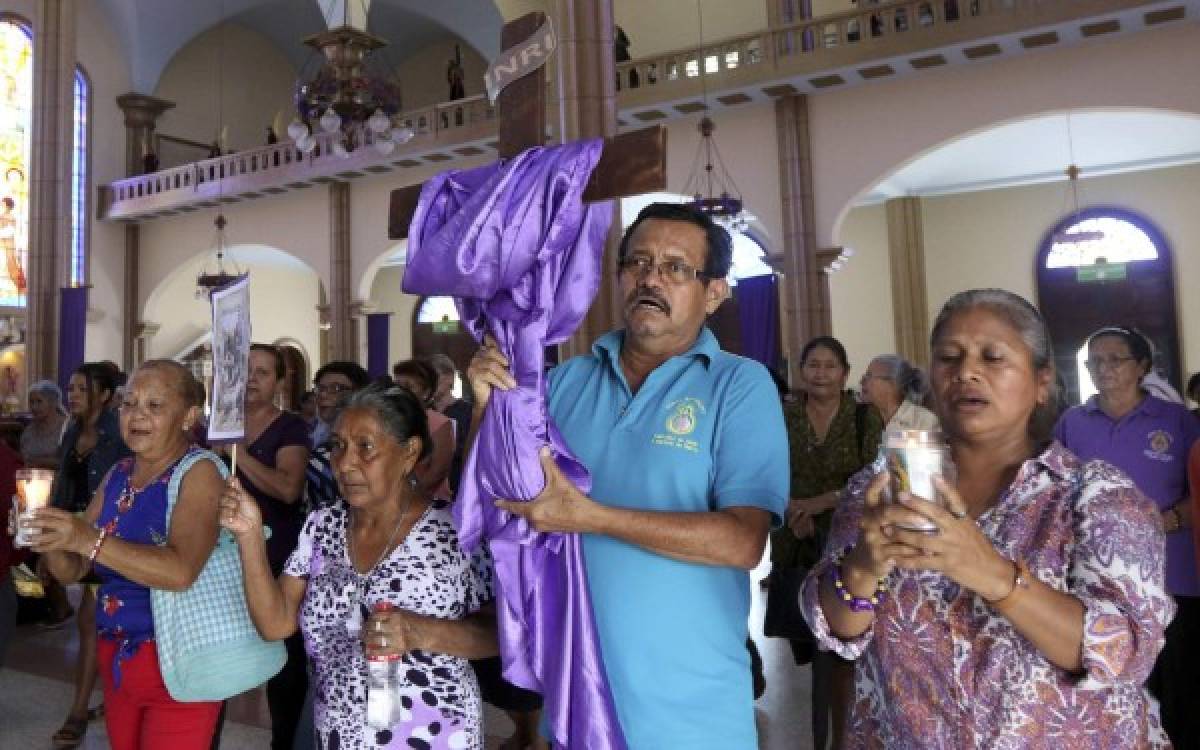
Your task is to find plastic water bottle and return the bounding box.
[366,603,403,730]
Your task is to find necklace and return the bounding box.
[348,489,413,578]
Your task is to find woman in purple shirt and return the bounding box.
[1053,325,1200,746]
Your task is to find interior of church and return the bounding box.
[2,0,1199,748]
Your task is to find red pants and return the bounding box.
[97,637,221,750]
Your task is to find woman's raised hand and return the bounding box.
[218,476,262,538]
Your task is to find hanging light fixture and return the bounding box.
[1053,112,1105,245]
[195,214,244,297]
[681,1,749,232]
[288,2,414,158]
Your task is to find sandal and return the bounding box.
[51,716,88,749]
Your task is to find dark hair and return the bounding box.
[871,354,927,402]
[250,343,285,379]
[391,359,437,402]
[1,196,12,210]
[930,289,1057,441]
[339,383,432,462]
[1086,326,1153,377]
[426,353,457,379]
[72,362,119,409]
[617,202,733,280]
[135,359,202,408]
[1187,372,1200,401]
[800,336,850,371]
[314,360,371,389]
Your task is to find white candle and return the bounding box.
[21,477,52,509]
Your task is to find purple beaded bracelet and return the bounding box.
[830,545,889,613]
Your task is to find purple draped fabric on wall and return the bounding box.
[365,312,391,378]
[57,286,88,393]
[735,274,779,370]
[401,139,626,750]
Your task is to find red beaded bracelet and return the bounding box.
[87,526,109,565]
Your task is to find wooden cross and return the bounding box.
[388,11,667,240]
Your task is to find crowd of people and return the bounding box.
[0,201,1197,749]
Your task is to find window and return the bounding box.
[1045,215,1159,269]
[70,68,88,286]
[0,18,31,306]
[416,296,460,324]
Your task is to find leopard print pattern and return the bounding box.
[285,500,488,749]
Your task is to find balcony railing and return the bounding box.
[99,95,496,220]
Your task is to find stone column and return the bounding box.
[554,0,622,359]
[25,0,76,382]
[775,93,827,382]
[114,94,174,371]
[885,197,930,366]
[328,181,357,361]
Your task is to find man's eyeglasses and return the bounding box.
[617,256,710,284]
[1085,355,1136,371]
[314,383,353,396]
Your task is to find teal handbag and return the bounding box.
[150,449,286,702]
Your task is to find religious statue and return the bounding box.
[447,44,465,101]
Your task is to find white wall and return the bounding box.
[153,22,296,156]
[831,162,1200,383]
[810,23,1200,249]
[614,0,768,58]
[142,246,321,370]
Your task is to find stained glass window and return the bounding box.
[71,68,88,286]
[0,18,32,307]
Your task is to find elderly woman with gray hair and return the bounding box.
[859,355,939,433]
[21,379,67,469]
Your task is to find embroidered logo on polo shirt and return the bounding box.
[1144,429,1174,463]
[653,398,706,452]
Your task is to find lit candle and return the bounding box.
[21,477,52,508]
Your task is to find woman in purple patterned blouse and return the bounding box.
[800,289,1174,748]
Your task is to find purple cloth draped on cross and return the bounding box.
[401,138,627,750]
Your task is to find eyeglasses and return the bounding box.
[315,383,353,395]
[1085,355,1136,371]
[617,256,709,284]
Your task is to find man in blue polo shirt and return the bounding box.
[475,203,788,749]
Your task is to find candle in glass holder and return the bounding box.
[13,468,55,548]
[884,428,954,533]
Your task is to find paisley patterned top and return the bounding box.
[284,500,489,750]
[800,441,1174,749]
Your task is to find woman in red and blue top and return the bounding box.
[27,360,226,750]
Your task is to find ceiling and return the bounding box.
[94,0,504,93]
[862,110,1200,204]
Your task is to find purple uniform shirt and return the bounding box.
[1055,394,1200,595]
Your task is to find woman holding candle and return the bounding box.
[219,383,496,749]
[1053,325,1200,745]
[20,379,67,469]
[24,359,227,749]
[44,362,130,749]
[800,289,1173,748]
[769,336,882,750]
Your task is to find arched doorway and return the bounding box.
[1036,207,1179,405]
[411,296,477,378]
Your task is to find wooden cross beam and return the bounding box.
[388,12,667,241]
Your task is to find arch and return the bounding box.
[1034,207,1178,405]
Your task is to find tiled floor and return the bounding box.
[1,563,816,749]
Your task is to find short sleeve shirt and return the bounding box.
[1054,394,1200,595]
[241,410,310,574]
[284,501,488,749]
[546,328,788,750]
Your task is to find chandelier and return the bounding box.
[288,25,414,158]
[195,214,243,298]
[683,115,749,232]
